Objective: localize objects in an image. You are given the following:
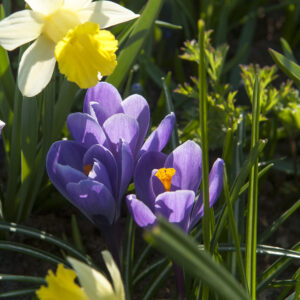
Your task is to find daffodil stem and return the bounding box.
[198,19,210,300]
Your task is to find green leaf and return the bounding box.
[0,221,90,264]
[145,217,251,300]
[0,241,68,266]
[0,288,36,298]
[257,242,300,292]
[0,274,45,285]
[260,199,300,243]
[107,0,163,89]
[269,49,300,86]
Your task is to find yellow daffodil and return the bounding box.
[36,251,125,300]
[0,0,138,97]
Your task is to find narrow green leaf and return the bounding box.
[245,76,260,299]
[280,38,297,63]
[52,80,79,140]
[260,199,300,243]
[162,74,179,149]
[133,258,167,286]
[257,242,300,292]
[142,262,172,300]
[269,49,300,86]
[223,168,248,289]
[145,217,251,300]
[0,274,45,285]
[0,241,68,266]
[71,215,85,253]
[211,139,267,250]
[0,288,36,298]
[107,0,163,89]
[0,221,90,264]
[198,20,210,260]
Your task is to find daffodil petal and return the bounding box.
[78,1,139,28]
[102,250,125,300]
[63,0,92,10]
[18,36,56,97]
[0,10,44,51]
[25,0,63,14]
[68,257,116,299]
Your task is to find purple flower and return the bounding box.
[46,82,175,228]
[126,140,224,232]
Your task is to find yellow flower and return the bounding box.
[0,0,138,97]
[37,251,125,300]
[36,264,88,300]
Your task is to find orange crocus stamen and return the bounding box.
[155,168,176,191]
[83,164,92,175]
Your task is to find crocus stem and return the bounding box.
[173,263,186,300]
[102,221,121,269]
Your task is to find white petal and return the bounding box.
[78,1,139,28]
[0,10,44,51]
[25,0,63,14]
[63,0,92,10]
[102,251,125,300]
[68,257,115,299]
[18,36,56,97]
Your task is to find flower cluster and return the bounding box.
[47,82,175,230]
[127,141,224,232]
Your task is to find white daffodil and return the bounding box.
[36,251,125,300]
[0,0,138,97]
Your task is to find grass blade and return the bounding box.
[107,0,163,89]
[269,49,300,86]
[245,76,260,299]
[145,217,251,300]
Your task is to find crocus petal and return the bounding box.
[103,114,139,155]
[53,164,87,200]
[0,10,44,51]
[155,190,195,232]
[63,0,92,10]
[190,158,224,230]
[134,151,167,210]
[84,82,123,123]
[67,180,116,225]
[18,35,56,97]
[127,194,156,228]
[83,144,118,198]
[67,113,107,148]
[25,0,63,14]
[46,141,87,198]
[139,112,175,158]
[88,160,112,193]
[122,94,150,154]
[78,1,139,28]
[47,140,86,173]
[115,141,134,203]
[165,140,202,194]
[150,169,165,198]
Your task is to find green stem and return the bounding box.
[198,19,210,300]
[245,76,260,299]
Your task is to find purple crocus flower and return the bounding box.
[46,82,175,230]
[126,140,224,233]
